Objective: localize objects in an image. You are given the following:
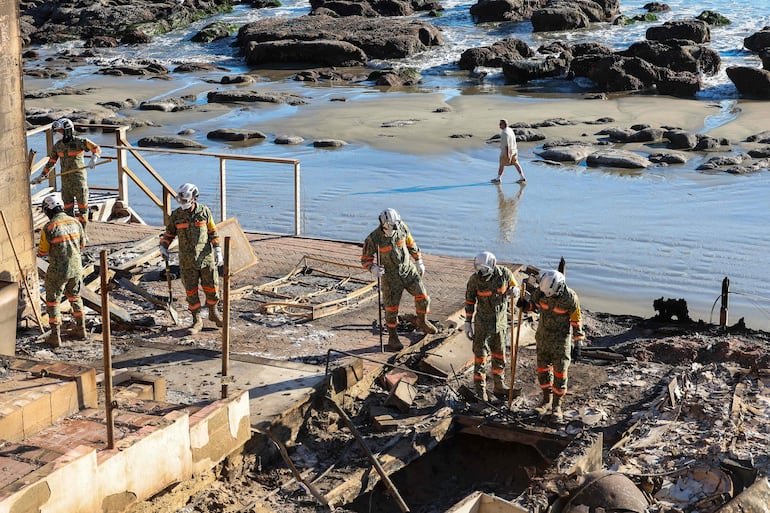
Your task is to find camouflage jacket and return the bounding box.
[465,265,518,325]
[37,212,85,278]
[43,137,101,184]
[159,203,220,269]
[531,287,585,345]
[361,222,421,279]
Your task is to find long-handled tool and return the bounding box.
[115,276,179,325]
[163,256,180,325]
[376,252,384,352]
[30,157,114,184]
[0,210,45,333]
[508,281,527,408]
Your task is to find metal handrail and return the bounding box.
[26,123,302,234]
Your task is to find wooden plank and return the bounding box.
[37,257,132,324]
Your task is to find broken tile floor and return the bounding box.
[3,221,770,513]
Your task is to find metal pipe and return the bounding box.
[221,237,231,399]
[294,161,301,236]
[219,157,227,223]
[719,277,729,328]
[100,250,115,449]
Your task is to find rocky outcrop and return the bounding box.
[619,40,720,75]
[646,20,710,44]
[458,38,533,70]
[206,91,308,105]
[245,39,368,67]
[191,21,235,43]
[236,15,444,65]
[535,142,596,162]
[502,55,569,83]
[725,66,770,98]
[207,128,267,141]
[586,149,650,168]
[137,136,206,149]
[20,0,232,46]
[469,0,546,24]
[531,0,620,32]
[744,29,770,53]
[309,0,440,17]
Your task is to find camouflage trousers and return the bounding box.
[45,273,84,326]
[472,321,506,384]
[536,337,571,397]
[381,272,430,329]
[61,178,89,228]
[181,264,219,312]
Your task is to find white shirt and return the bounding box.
[500,126,517,157]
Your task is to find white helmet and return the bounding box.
[52,118,75,140]
[378,208,401,236]
[42,193,64,217]
[473,251,496,278]
[177,183,199,209]
[539,270,566,297]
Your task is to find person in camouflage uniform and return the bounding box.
[37,194,87,348]
[361,208,437,350]
[464,251,520,401]
[159,183,223,335]
[38,118,101,231]
[518,269,585,421]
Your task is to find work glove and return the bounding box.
[369,264,385,277]
[31,174,47,185]
[464,321,474,341]
[516,297,530,310]
[159,245,169,259]
[507,285,521,300]
[416,258,426,276]
[214,246,223,267]
[88,154,99,169]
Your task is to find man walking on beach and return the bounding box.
[362,208,438,350]
[37,118,102,231]
[159,183,224,335]
[37,194,87,348]
[464,251,520,401]
[492,119,526,184]
[517,269,585,421]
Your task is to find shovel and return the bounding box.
[114,275,179,325]
[163,256,180,325]
[31,157,113,184]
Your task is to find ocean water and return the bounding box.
[26,0,770,329]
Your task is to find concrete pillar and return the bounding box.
[0,1,39,327]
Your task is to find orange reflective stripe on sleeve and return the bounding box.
[552,307,568,314]
[478,290,492,297]
[176,222,189,229]
[379,245,393,253]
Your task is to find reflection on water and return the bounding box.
[496,182,525,243]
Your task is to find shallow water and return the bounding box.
[25,0,770,329]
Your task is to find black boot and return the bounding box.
[535,389,552,415]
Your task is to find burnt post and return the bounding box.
[719,277,729,328]
[558,257,566,275]
[100,250,115,449]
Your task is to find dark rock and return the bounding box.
[502,55,569,83]
[246,39,367,67]
[139,97,189,112]
[275,135,305,145]
[620,39,720,75]
[531,7,588,32]
[207,90,308,105]
[744,29,770,53]
[646,20,710,43]
[694,135,724,151]
[121,29,153,45]
[598,127,635,142]
[627,127,665,142]
[191,21,236,43]
[434,106,452,112]
[237,15,443,63]
[695,10,730,26]
[643,2,669,12]
[664,129,698,149]
[586,149,650,168]
[174,63,229,73]
[370,68,423,86]
[570,54,660,92]
[85,36,119,48]
[458,38,533,70]
[745,130,770,143]
[469,0,546,24]
[649,152,687,164]
[747,147,770,158]
[207,128,267,141]
[696,155,746,170]
[726,66,770,98]
[137,136,206,149]
[221,75,257,85]
[313,139,348,148]
[655,70,702,97]
[535,143,596,162]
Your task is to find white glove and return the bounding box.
[369,264,385,277]
[159,245,169,259]
[88,154,99,169]
[507,285,521,299]
[31,174,45,185]
[214,246,223,267]
[464,321,474,340]
[416,258,426,276]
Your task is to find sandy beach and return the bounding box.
[24,73,757,156]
